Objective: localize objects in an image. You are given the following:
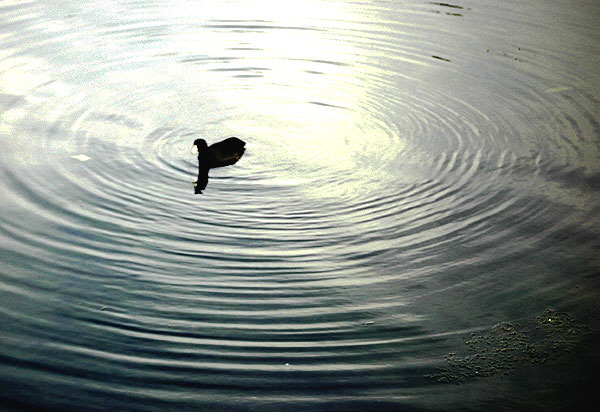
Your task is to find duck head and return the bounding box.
[192,138,208,154]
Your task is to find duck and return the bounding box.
[193,137,246,168]
[193,137,246,193]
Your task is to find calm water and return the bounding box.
[1,0,599,411]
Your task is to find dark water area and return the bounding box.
[1,0,599,411]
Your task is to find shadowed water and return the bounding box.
[1,0,599,411]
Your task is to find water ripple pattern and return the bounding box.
[1,0,599,411]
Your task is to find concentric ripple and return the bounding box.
[1,0,599,411]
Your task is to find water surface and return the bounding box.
[1,0,599,411]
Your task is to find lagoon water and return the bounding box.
[1,0,599,411]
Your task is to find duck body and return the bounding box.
[194,137,246,169]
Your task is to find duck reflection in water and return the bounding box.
[193,137,246,194]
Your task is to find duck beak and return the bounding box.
[191,144,199,154]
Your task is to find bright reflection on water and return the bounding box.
[1,0,599,411]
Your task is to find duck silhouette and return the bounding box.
[193,137,246,193]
